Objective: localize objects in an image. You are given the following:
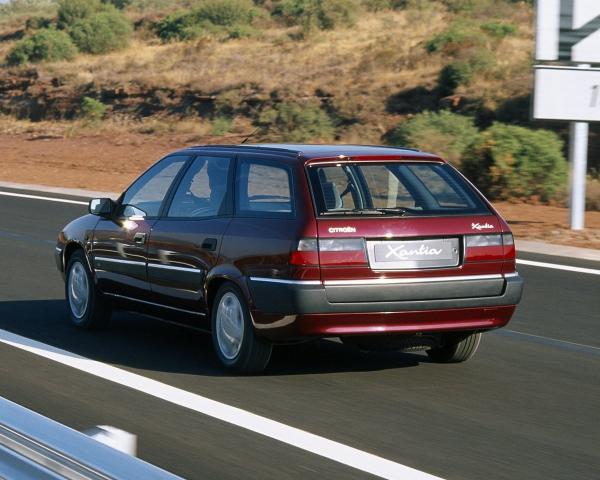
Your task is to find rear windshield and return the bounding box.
[308,162,490,216]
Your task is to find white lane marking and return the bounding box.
[0,190,88,206]
[516,258,600,276]
[0,329,443,480]
[505,330,600,351]
[495,330,600,356]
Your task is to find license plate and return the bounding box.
[366,238,460,270]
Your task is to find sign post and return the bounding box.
[534,0,600,230]
[569,108,588,230]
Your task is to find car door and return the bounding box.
[92,155,190,300]
[146,154,234,316]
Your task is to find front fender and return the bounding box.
[56,214,100,275]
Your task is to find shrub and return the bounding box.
[195,0,256,26]
[480,21,517,38]
[25,16,52,30]
[257,102,335,142]
[426,21,483,54]
[438,48,495,95]
[462,123,567,201]
[80,96,107,121]
[362,0,392,11]
[156,0,256,42]
[586,177,600,211]
[101,0,133,9]
[57,0,103,28]
[211,115,233,135]
[6,29,77,65]
[69,10,133,54]
[274,0,360,33]
[387,111,480,166]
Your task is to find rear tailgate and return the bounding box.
[306,158,515,304]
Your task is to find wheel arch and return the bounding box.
[205,269,254,325]
[64,241,94,276]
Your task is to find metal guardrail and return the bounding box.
[0,397,183,479]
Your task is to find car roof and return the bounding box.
[177,144,442,161]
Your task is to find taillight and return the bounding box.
[290,238,319,266]
[290,237,368,266]
[318,238,367,266]
[465,233,515,261]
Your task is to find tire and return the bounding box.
[426,332,482,363]
[65,250,111,329]
[211,283,272,374]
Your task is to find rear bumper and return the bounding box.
[248,273,523,340]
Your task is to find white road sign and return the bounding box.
[536,0,600,63]
[533,66,600,121]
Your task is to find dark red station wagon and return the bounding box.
[56,144,523,373]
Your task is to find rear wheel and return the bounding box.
[426,332,482,363]
[211,283,272,374]
[65,250,111,329]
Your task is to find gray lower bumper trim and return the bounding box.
[248,274,524,315]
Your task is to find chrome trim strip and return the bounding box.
[323,273,503,286]
[147,263,201,274]
[94,256,145,266]
[55,247,62,252]
[503,272,520,278]
[104,293,206,316]
[249,277,322,286]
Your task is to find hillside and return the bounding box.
[0,1,533,138]
[0,0,599,212]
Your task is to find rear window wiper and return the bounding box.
[373,207,412,216]
[321,208,412,216]
[321,208,385,216]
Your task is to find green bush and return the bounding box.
[274,0,360,33]
[69,9,133,54]
[257,102,335,142]
[6,28,77,65]
[462,123,567,201]
[438,48,495,95]
[57,0,103,28]
[156,0,256,42]
[101,0,133,9]
[25,16,52,30]
[195,0,256,26]
[426,21,483,54]
[80,96,107,121]
[480,21,517,38]
[387,111,480,166]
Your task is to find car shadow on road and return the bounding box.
[0,299,424,377]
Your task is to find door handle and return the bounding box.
[133,232,147,245]
[201,238,218,251]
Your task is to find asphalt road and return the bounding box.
[0,188,599,480]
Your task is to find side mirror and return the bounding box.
[89,198,116,217]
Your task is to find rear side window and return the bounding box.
[167,156,232,218]
[236,160,293,217]
[309,162,489,216]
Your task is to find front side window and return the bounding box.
[122,155,188,217]
[236,160,293,216]
[309,162,489,216]
[167,156,232,218]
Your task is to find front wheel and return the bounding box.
[65,250,111,329]
[426,332,482,363]
[211,283,272,374]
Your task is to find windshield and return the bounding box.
[308,162,490,216]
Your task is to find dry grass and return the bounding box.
[0,2,536,145]
[35,10,449,100]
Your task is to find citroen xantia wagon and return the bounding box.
[56,144,523,373]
